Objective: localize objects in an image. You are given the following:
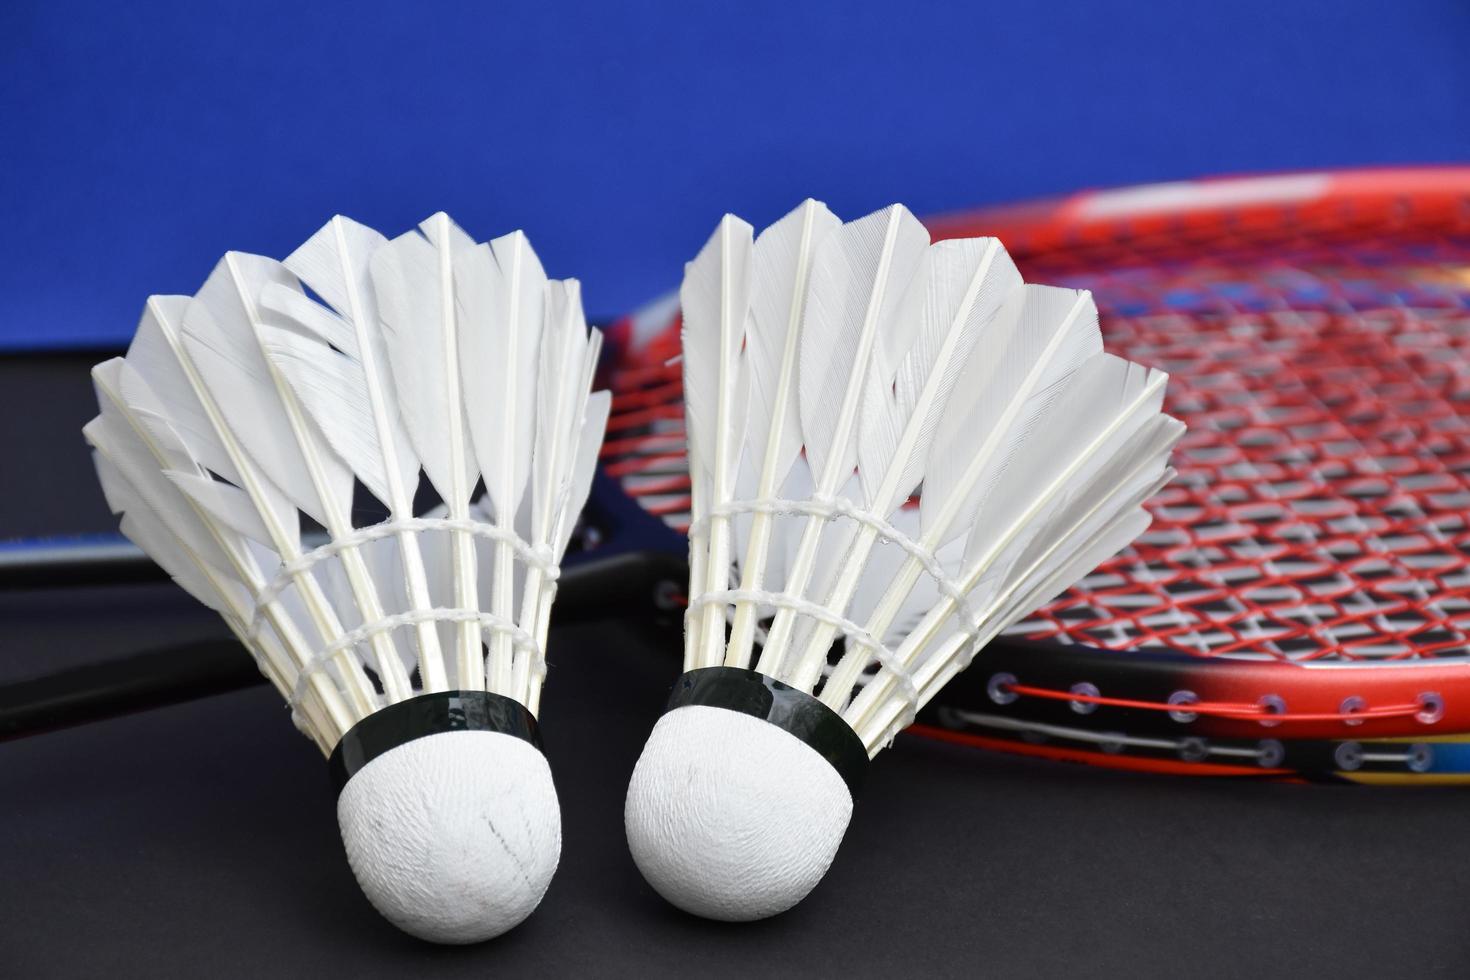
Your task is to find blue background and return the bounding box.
[3,0,1468,351]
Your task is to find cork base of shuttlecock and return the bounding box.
[337,729,560,944]
[625,704,854,921]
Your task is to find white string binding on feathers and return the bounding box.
[685,589,918,708]
[686,493,994,725]
[246,516,559,631]
[288,608,541,714]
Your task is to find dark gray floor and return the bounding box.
[6,354,1470,977]
[6,612,1470,978]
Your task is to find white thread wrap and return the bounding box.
[686,496,986,731]
[240,517,559,712]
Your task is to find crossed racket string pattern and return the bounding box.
[597,182,1470,770]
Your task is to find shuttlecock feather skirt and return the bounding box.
[627,200,1180,923]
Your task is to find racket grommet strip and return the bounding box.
[1339,696,1367,727]
[1178,737,1209,762]
[1257,739,1286,768]
[1167,690,1200,723]
[1069,682,1100,714]
[988,673,1020,706]
[1416,692,1445,725]
[1257,694,1286,727]
[1407,744,1434,773]
[1334,741,1364,772]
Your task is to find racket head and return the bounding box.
[595,168,1470,782]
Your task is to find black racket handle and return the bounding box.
[0,538,164,589]
[0,550,687,739]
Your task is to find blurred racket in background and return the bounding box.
[598,167,1470,784]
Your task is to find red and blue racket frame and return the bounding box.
[593,167,1470,784]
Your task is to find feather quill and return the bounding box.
[794,237,1023,692]
[116,288,380,717]
[259,215,447,691]
[756,204,929,677]
[371,213,484,690]
[459,232,544,692]
[843,359,1180,742]
[182,251,413,702]
[87,355,357,740]
[90,454,342,753]
[680,215,754,667]
[724,200,840,668]
[833,286,1103,699]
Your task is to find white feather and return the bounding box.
[555,390,611,559]
[370,216,478,504]
[370,212,490,689]
[798,204,929,490]
[89,444,234,615]
[681,215,755,663]
[794,238,1023,691]
[922,285,1103,543]
[88,352,357,743]
[122,297,243,485]
[744,200,840,497]
[464,232,544,523]
[89,363,236,575]
[259,215,451,690]
[182,253,355,528]
[681,214,753,493]
[845,361,1180,744]
[752,205,929,676]
[868,238,1022,509]
[259,216,419,511]
[993,417,1182,605]
[963,356,1173,576]
[186,249,417,702]
[460,233,546,692]
[723,201,841,666]
[535,281,591,543]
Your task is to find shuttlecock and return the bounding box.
[84,213,609,943]
[624,200,1183,920]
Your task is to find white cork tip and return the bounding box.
[337,729,560,944]
[624,705,854,921]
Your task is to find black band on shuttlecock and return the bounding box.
[327,690,542,795]
[664,667,868,795]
